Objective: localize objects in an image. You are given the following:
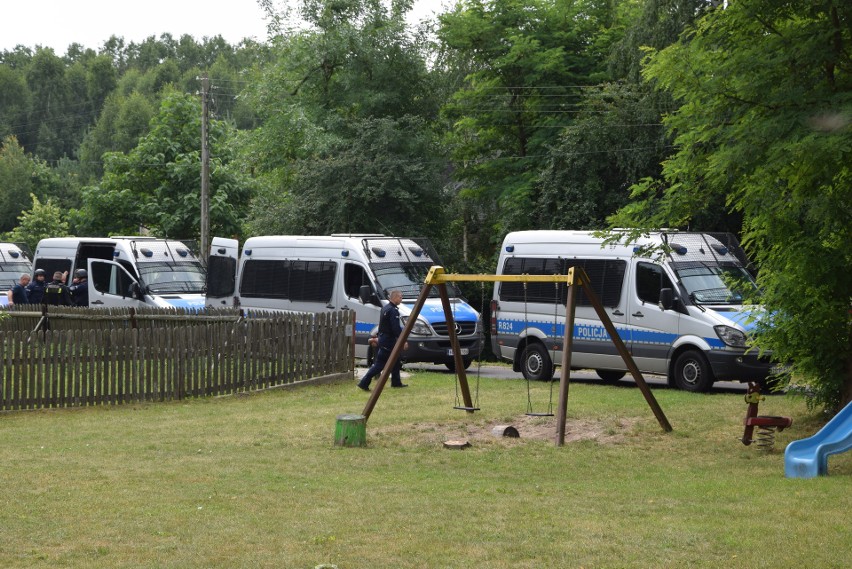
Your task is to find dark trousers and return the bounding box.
[358,346,402,388]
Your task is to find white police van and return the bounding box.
[0,242,33,307]
[206,234,482,368]
[32,237,206,309]
[490,230,773,391]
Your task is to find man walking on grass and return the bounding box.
[357,289,408,391]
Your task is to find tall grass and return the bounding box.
[0,371,849,568]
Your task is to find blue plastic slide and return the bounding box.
[785,399,852,478]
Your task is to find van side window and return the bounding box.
[499,257,563,303]
[499,257,626,307]
[636,262,673,304]
[344,263,370,298]
[241,259,336,302]
[207,256,236,297]
[34,260,72,280]
[91,261,135,296]
[241,259,289,298]
[290,260,336,302]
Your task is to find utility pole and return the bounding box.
[200,75,211,260]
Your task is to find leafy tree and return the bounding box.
[86,53,118,111]
[536,81,672,230]
[0,136,57,232]
[2,194,69,252]
[0,64,31,144]
[75,91,255,240]
[437,0,622,246]
[611,1,852,410]
[25,48,73,160]
[534,0,717,233]
[242,0,446,237]
[78,91,156,181]
[247,115,444,235]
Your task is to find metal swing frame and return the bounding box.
[361,266,672,446]
[452,282,483,412]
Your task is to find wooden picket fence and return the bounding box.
[0,309,354,412]
[0,304,244,333]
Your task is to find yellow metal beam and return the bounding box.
[425,265,582,285]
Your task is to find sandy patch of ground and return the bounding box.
[382,414,639,447]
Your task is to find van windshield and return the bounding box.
[673,263,757,305]
[371,261,459,299]
[137,261,206,294]
[0,262,33,288]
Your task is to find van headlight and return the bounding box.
[402,316,432,336]
[714,325,747,348]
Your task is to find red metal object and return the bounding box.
[742,382,792,446]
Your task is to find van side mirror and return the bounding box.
[358,285,372,304]
[129,282,146,301]
[659,288,674,311]
[359,285,381,306]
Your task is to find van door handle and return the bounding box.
[92,300,104,305]
[632,311,644,318]
[612,310,624,316]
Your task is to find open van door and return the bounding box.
[88,258,147,308]
[206,237,239,308]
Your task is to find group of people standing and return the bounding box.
[6,269,89,307]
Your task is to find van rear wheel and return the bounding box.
[521,343,553,382]
[673,350,714,392]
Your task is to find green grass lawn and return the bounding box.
[1,371,849,568]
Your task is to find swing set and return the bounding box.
[361,266,672,446]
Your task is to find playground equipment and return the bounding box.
[784,399,852,478]
[740,382,792,450]
[360,266,672,446]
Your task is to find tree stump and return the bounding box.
[334,414,367,447]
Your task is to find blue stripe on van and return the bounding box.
[355,321,374,334]
[496,318,727,351]
[163,297,207,309]
[407,299,479,323]
[714,308,758,332]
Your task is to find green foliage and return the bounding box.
[612,0,852,410]
[78,91,156,181]
[75,92,255,240]
[536,81,672,230]
[437,0,626,249]
[0,136,58,232]
[242,0,446,238]
[0,64,30,140]
[248,115,444,235]
[2,193,70,252]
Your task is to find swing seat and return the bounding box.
[525,412,554,417]
[453,405,480,412]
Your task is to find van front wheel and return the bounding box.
[673,350,714,392]
[521,343,553,382]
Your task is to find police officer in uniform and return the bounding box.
[27,268,47,304]
[7,273,30,305]
[43,271,71,306]
[69,268,89,307]
[357,289,409,391]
